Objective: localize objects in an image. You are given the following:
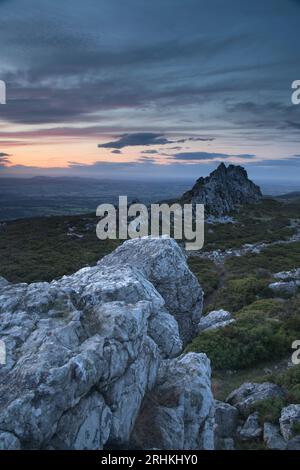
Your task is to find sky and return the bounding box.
[0,0,300,181]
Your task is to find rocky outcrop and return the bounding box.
[280,404,300,441]
[181,163,262,216]
[214,401,238,450]
[273,268,300,281]
[198,309,234,333]
[269,281,300,297]
[226,382,285,417]
[238,413,262,441]
[97,236,203,345]
[287,435,300,450]
[263,423,286,450]
[0,237,213,450]
[130,353,214,450]
[0,431,21,450]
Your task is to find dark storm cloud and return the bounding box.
[225,101,300,133]
[170,152,255,161]
[0,1,292,128]
[1,30,248,79]
[1,72,288,126]
[98,133,172,149]
[111,149,122,154]
[98,133,216,149]
[141,150,158,154]
[175,137,215,143]
[0,152,11,166]
[0,4,253,127]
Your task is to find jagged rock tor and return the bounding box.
[181,163,262,216]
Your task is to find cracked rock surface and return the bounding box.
[0,237,214,450]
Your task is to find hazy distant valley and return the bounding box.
[1,176,299,222]
[0,177,192,221]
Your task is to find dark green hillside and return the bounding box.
[1,197,300,284]
[0,215,120,283]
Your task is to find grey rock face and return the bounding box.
[0,237,213,450]
[238,412,262,441]
[0,431,21,450]
[287,435,300,450]
[198,309,234,333]
[0,276,9,288]
[130,353,215,450]
[214,401,239,438]
[98,236,203,344]
[280,404,300,441]
[52,392,112,450]
[226,382,285,417]
[181,163,262,216]
[263,423,286,450]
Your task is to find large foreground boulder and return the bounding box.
[238,413,262,441]
[0,237,212,450]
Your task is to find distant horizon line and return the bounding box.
[0,174,300,182]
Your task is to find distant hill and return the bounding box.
[276,191,300,202]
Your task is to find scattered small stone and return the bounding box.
[227,382,285,417]
[273,268,300,281]
[214,400,238,448]
[263,422,286,450]
[0,222,7,232]
[268,281,299,296]
[238,413,262,441]
[280,404,300,441]
[198,309,234,333]
[67,232,84,239]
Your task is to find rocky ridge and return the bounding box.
[0,237,214,450]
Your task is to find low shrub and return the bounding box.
[188,257,220,298]
[255,397,286,424]
[226,242,300,279]
[208,276,270,313]
[185,311,300,370]
[237,299,284,319]
[268,364,300,403]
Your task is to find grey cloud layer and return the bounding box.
[97,133,214,149]
[169,152,255,161]
[0,0,298,134]
[0,0,299,180]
